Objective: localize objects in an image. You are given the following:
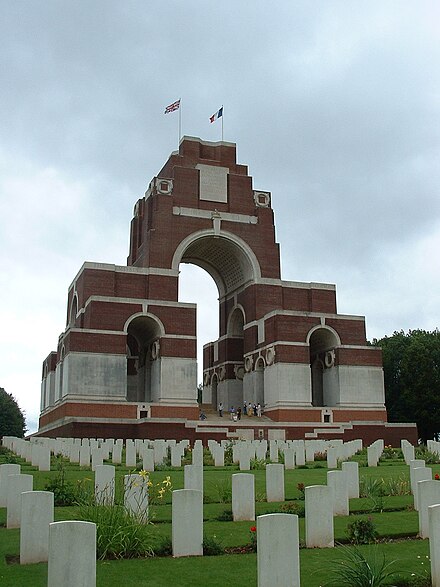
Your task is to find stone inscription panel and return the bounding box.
[196,164,228,203]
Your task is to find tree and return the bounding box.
[0,387,26,438]
[373,330,440,443]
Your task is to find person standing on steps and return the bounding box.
[218,402,223,417]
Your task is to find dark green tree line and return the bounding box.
[0,387,26,438]
[373,329,440,443]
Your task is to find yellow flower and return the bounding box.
[139,469,149,479]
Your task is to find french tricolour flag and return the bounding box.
[210,107,223,123]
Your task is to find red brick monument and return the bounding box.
[38,137,417,444]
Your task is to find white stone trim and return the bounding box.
[173,206,258,225]
[82,296,196,310]
[69,262,178,290]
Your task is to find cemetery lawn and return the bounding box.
[0,456,438,586]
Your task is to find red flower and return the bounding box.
[435,473,440,480]
[250,526,257,532]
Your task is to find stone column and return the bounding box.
[257,513,300,587]
[305,485,334,548]
[20,491,54,564]
[232,473,255,521]
[266,463,285,502]
[172,489,203,557]
[48,521,96,587]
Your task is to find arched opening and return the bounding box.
[175,233,261,413]
[126,315,162,403]
[178,263,219,386]
[211,373,218,411]
[254,356,265,407]
[308,327,339,407]
[68,295,78,327]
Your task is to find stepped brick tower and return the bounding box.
[38,136,417,443]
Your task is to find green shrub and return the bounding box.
[153,536,172,557]
[415,446,440,464]
[325,545,397,586]
[202,535,224,556]
[77,501,155,560]
[346,518,378,544]
[44,459,78,506]
[250,457,266,470]
[216,509,233,521]
[210,479,232,503]
[279,501,305,517]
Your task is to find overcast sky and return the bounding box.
[1,1,439,434]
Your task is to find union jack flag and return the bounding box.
[164,99,180,114]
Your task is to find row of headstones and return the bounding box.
[0,460,300,585]
[1,435,189,470]
[3,435,366,471]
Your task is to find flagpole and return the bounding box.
[178,99,182,148]
[221,105,224,142]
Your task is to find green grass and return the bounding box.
[0,452,435,586]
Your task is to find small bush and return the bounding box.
[77,501,154,560]
[360,477,385,498]
[347,518,378,544]
[44,459,78,506]
[210,479,232,503]
[314,451,327,461]
[297,483,305,500]
[325,545,397,586]
[153,536,172,557]
[216,509,233,521]
[279,502,305,517]
[203,535,224,556]
[250,458,266,470]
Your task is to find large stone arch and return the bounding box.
[172,229,261,299]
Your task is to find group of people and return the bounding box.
[218,401,262,420]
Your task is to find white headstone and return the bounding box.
[341,461,359,499]
[327,470,349,516]
[305,485,334,548]
[184,464,203,493]
[94,465,115,505]
[124,474,148,522]
[172,489,203,557]
[418,479,440,537]
[429,504,440,587]
[257,513,300,587]
[48,521,96,587]
[7,473,33,528]
[232,473,255,521]
[0,463,21,507]
[266,463,285,502]
[20,491,54,564]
